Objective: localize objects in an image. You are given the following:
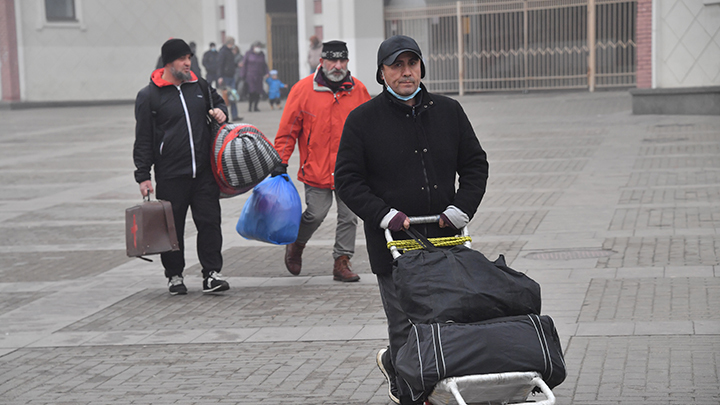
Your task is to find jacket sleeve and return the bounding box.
[450,100,489,220]
[133,86,154,183]
[273,84,304,164]
[335,108,392,228]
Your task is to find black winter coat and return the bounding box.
[218,45,236,78]
[202,50,220,77]
[335,85,489,275]
[133,70,227,183]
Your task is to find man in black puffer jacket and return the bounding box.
[134,38,230,296]
[335,35,489,405]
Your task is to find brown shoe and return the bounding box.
[333,255,360,282]
[285,241,306,275]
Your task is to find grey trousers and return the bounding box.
[296,184,357,259]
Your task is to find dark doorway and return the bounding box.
[266,0,299,89]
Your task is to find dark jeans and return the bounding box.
[155,170,222,279]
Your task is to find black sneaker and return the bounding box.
[203,271,230,293]
[168,276,187,295]
[377,347,400,404]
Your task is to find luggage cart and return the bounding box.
[385,216,556,405]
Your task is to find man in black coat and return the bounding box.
[202,42,220,86]
[134,38,230,296]
[217,36,241,121]
[334,35,489,404]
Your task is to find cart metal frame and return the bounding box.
[384,216,556,405]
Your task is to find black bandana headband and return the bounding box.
[321,40,348,60]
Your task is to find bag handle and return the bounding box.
[402,227,440,253]
[206,79,215,110]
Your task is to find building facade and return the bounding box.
[2,0,716,111]
[632,0,720,114]
[0,0,221,105]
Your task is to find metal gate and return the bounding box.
[384,0,636,94]
[266,12,299,89]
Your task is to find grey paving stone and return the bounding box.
[599,236,720,268]
[200,245,372,278]
[60,285,386,332]
[0,250,132,282]
[579,278,720,322]
[618,187,720,205]
[0,92,718,405]
[487,173,578,189]
[558,336,720,404]
[469,210,548,236]
[0,224,125,247]
[480,190,563,207]
[609,206,720,231]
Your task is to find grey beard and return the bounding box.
[170,66,192,82]
[326,68,348,83]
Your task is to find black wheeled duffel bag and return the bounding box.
[392,227,542,324]
[394,314,567,395]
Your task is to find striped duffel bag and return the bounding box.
[211,123,281,198]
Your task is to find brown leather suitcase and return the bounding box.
[125,198,180,260]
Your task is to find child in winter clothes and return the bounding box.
[265,70,286,110]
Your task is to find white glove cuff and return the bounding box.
[380,208,399,229]
[443,205,469,229]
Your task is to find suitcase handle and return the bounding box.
[385,216,470,259]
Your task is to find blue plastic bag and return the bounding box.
[236,174,302,245]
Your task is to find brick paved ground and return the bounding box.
[0,90,719,404]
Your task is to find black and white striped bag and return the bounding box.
[211,123,281,198]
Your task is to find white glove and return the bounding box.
[441,205,469,230]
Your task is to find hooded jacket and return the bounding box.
[335,84,489,275]
[274,68,371,189]
[133,69,227,183]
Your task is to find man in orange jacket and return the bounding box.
[272,40,371,282]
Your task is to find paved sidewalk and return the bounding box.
[0,90,718,404]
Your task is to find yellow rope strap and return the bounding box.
[387,236,472,251]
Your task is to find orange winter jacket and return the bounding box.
[274,71,371,189]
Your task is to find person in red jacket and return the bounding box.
[272,40,371,282]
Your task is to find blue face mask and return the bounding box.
[386,84,421,101]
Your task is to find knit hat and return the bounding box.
[161,38,193,66]
[321,40,348,60]
[375,35,425,84]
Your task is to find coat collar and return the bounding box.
[151,68,199,88]
[313,67,355,93]
[381,83,435,115]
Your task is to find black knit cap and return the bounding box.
[321,40,348,60]
[375,35,425,84]
[161,38,193,66]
